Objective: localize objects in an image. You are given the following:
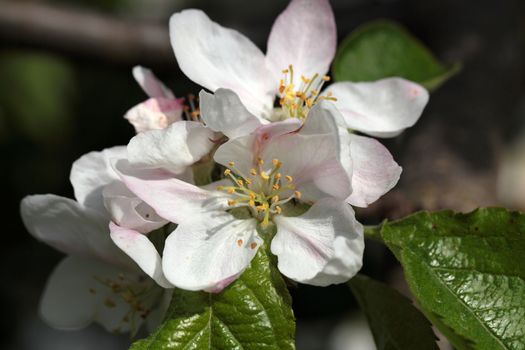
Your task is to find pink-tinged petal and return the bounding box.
[125,97,184,133]
[213,119,301,177]
[20,194,131,269]
[169,9,274,117]
[199,89,265,139]
[324,78,429,137]
[127,121,215,174]
[109,222,173,288]
[266,0,336,84]
[132,65,174,99]
[162,213,261,291]
[70,146,126,215]
[301,104,353,189]
[261,132,351,201]
[40,256,155,332]
[115,160,228,224]
[346,134,402,207]
[272,198,364,286]
[103,181,167,234]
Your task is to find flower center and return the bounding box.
[90,272,160,333]
[278,64,337,119]
[217,158,302,228]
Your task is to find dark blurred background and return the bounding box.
[1,0,524,349]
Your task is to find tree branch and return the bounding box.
[0,1,172,65]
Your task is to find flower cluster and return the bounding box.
[20,0,428,333]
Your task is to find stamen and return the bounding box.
[237,239,243,247]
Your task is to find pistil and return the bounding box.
[217,158,301,227]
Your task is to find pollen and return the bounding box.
[228,161,235,167]
[218,159,304,227]
[250,242,257,249]
[237,239,243,247]
[278,65,336,119]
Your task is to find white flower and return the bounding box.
[113,105,364,291]
[124,66,185,133]
[169,0,429,207]
[20,147,171,334]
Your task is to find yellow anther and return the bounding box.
[306,98,313,108]
[249,193,256,200]
[291,103,298,110]
[224,169,231,176]
[260,171,270,180]
[245,179,252,185]
[227,188,235,194]
[285,175,293,182]
[282,69,289,74]
[275,206,282,214]
[272,184,280,190]
[279,97,285,106]
[228,199,236,206]
[228,161,235,167]
[272,196,280,203]
[257,158,264,165]
[216,186,225,190]
[301,75,310,84]
[250,168,257,176]
[275,173,281,180]
[294,191,302,199]
[236,179,244,186]
[311,90,319,96]
[249,200,255,207]
[272,159,282,167]
[322,75,331,81]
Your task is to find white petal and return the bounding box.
[346,134,402,207]
[20,194,131,268]
[199,89,265,139]
[70,146,126,215]
[132,66,174,98]
[127,121,215,174]
[40,256,156,333]
[109,222,173,288]
[103,181,167,234]
[214,118,301,177]
[115,160,228,224]
[272,198,364,286]
[266,0,336,83]
[261,132,351,201]
[124,97,184,133]
[162,214,261,291]
[169,9,274,116]
[325,78,429,137]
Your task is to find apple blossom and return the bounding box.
[169,0,428,208]
[20,147,171,334]
[124,66,185,133]
[113,104,364,291]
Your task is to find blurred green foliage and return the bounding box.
[333,20,460,91]
[0,52,75,145]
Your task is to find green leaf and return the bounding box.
[333,20,460,91]
[380,208,525,350]
[130,235,295,349]
[349,274,438,350]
